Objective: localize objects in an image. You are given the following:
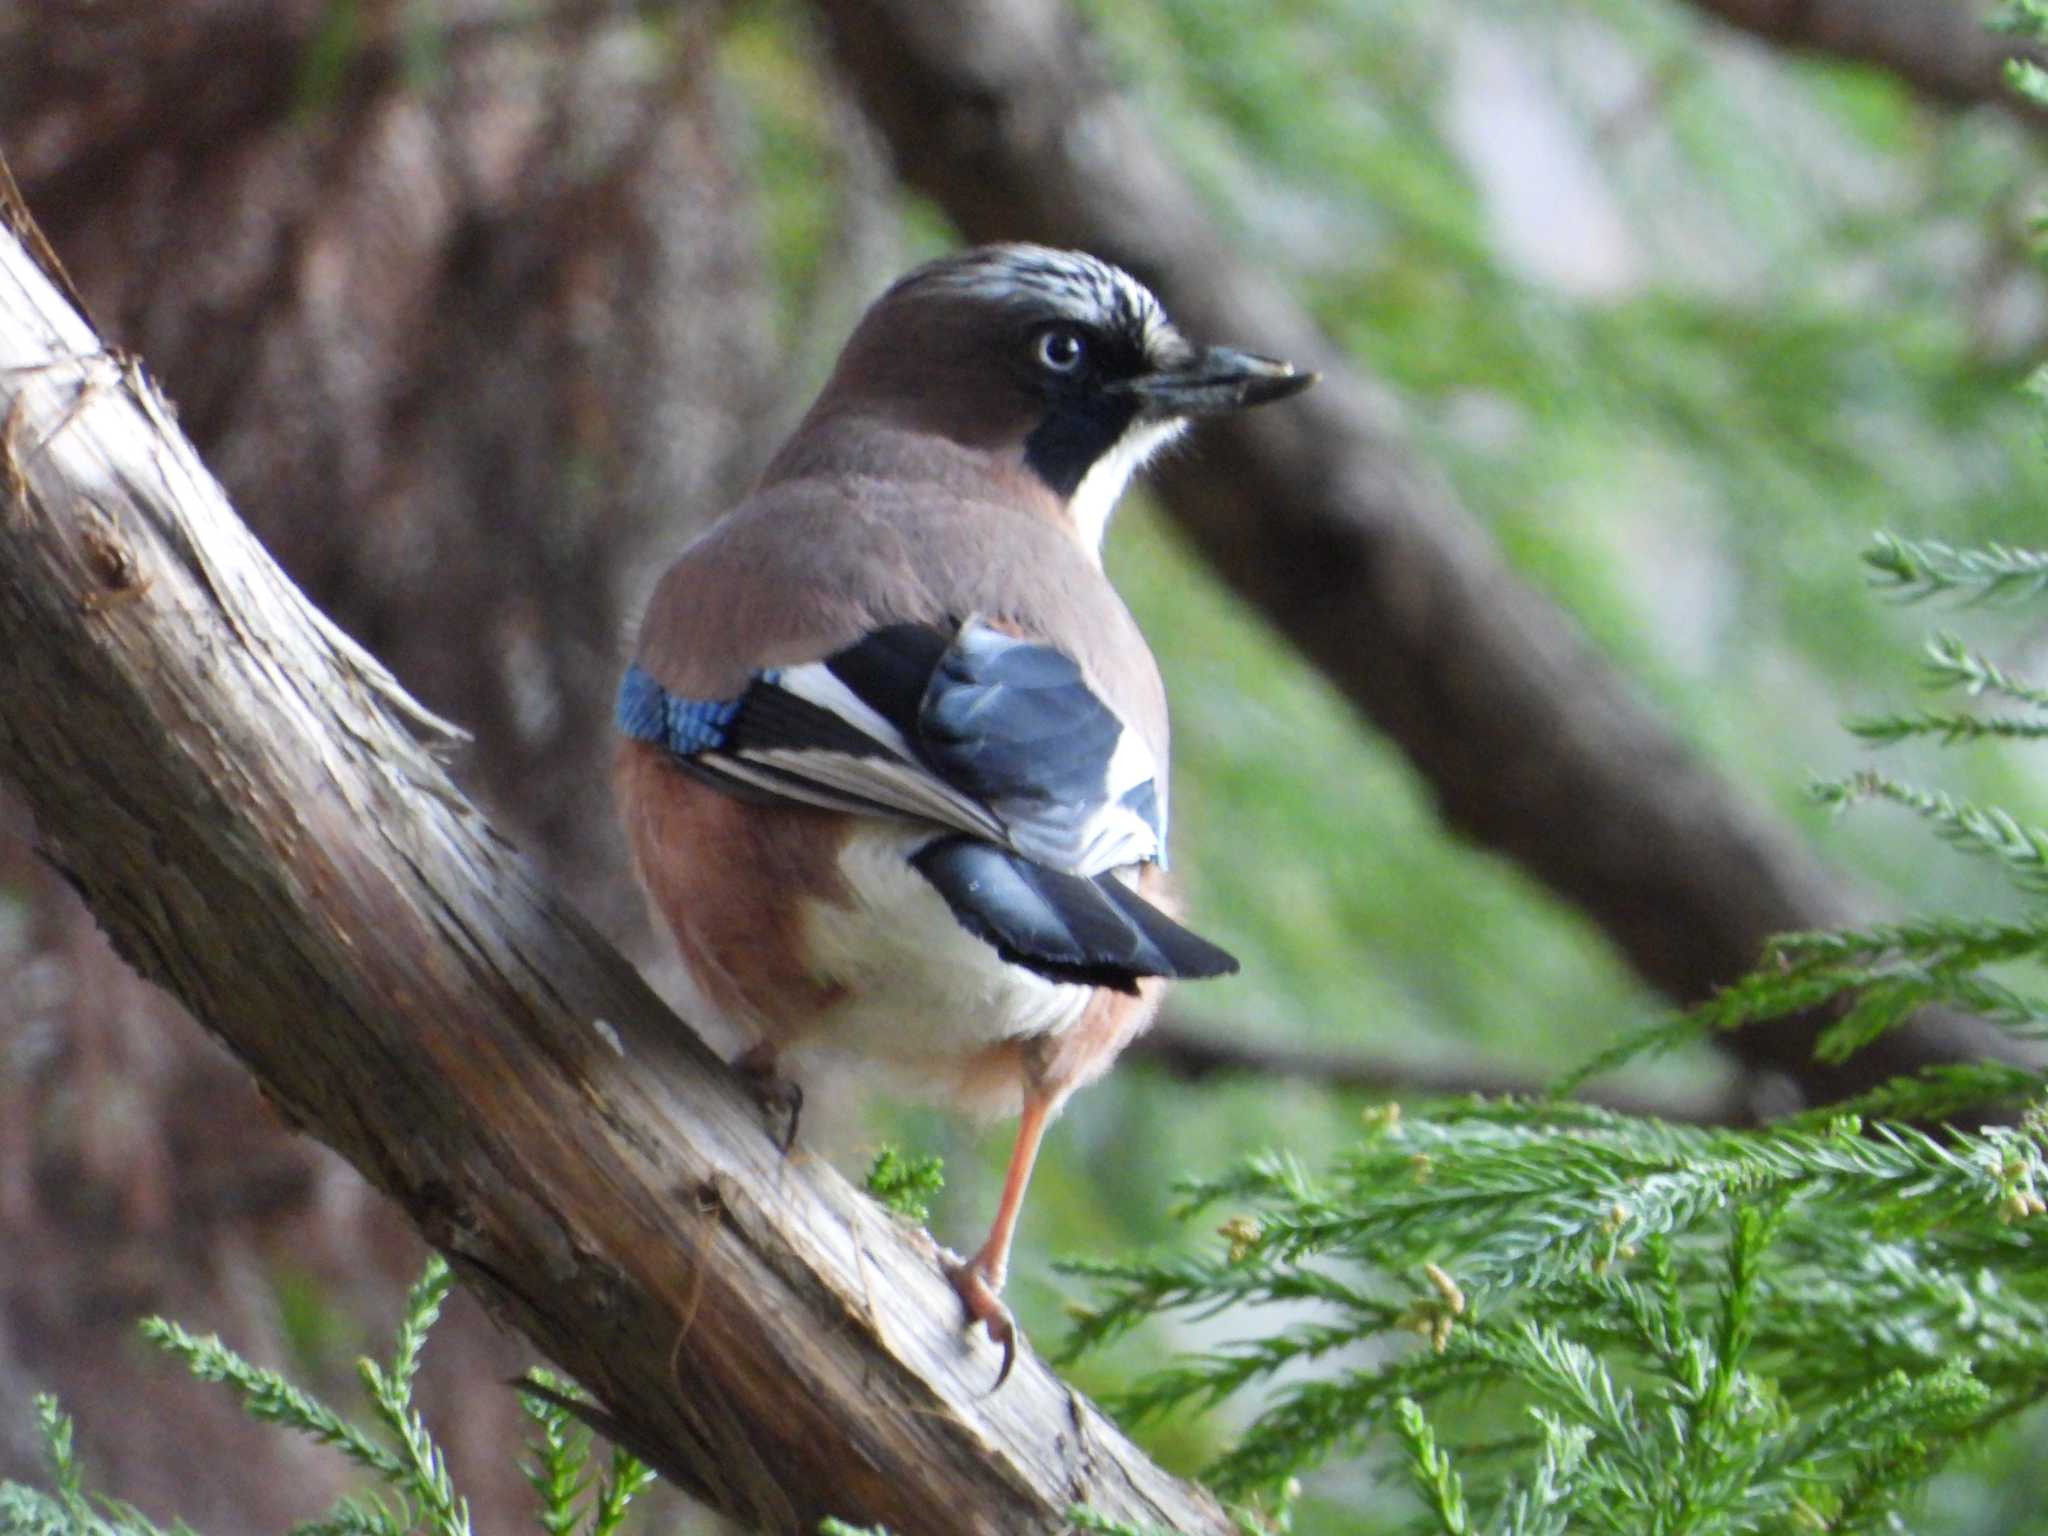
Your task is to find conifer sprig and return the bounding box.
[1863,532,2048,604]
[4,1258,656,1536]
[1066,528,2048,1530]
[1067,1103,2047,1520]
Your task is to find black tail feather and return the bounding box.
[910,837,1239,992]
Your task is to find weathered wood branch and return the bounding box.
[808,0,2037,1105]
[0,206,1230,1535]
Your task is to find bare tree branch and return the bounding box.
[1132,1021,1756,1126]
[0,207,1232,1536]
[1680,0,2041,118]
[806,0,2037,1106]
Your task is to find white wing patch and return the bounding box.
[774,661,918,758]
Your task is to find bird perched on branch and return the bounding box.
[614,244,1314,1383]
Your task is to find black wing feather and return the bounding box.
[725,677,894,760]
[821,623,949,742]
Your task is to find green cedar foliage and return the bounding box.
[0,1257,654,1536]
[1059,531,2048,1534]
[1063,5,2048,1467]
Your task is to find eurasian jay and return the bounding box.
[615,244,1313,1381]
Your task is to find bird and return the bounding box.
[613,243,1315,1383]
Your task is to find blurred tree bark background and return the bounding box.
[1,1,783,1522]
[4,0,2046,1528]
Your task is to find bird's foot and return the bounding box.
[731,1045,803,1153]
[944,1255,1018,1389]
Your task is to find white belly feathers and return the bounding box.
[795,823,1093,1071]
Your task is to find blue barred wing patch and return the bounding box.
[616,664,752,755]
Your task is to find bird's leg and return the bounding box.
[945,1091,1052,1389]
[731,1040,803,1153]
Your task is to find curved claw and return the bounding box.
[945,1257,1019,1389]
[731,1046,803,1153]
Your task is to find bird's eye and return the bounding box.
[1034,328,1086,374]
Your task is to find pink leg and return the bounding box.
[946,1092,1052,1389]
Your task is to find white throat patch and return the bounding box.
[1066,417,1186,560]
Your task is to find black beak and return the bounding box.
[1119,346,1318,420]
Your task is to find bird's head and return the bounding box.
[798,244,1316,554]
